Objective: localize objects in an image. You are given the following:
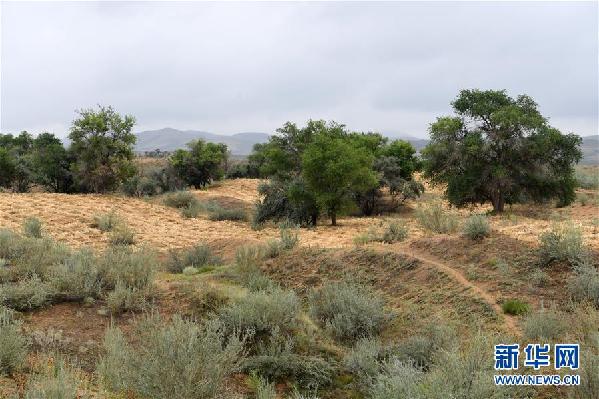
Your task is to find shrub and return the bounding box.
[279,223,299,250]
[252,376,276,399]
[187,284,229,318]
[108,224,135,246]
[344,338,388,390]
[163,190,198,209]
[180,202,202,218]
[0,275,54,311]
[309,281,386,343]
[416,203,458,234]
[0,306,28,376]
[22,217,43,238]
[381,221,408,243]
[92,212,120,232]
[166,244,220,274]
[23,356,80,399]
[264,239,282,259]
[369,359,423,399]
[98,247,157,290]
[462,214,490,240]
[569,259,599,307]
[98,315,244,399]
[576,168,599,190]
[208,206,247,222]
[49,248,102,300]
[524,308,567,340]
[218,288,300,351]
[106,281,150,315]
[395,324,456,370]
[538,223,585,267]
[502,299,530,315]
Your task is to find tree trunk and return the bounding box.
[331,213,337,226]
[492,192,505,213]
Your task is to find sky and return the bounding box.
[1,1,597,139]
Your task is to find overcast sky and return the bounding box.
[1,1,597,139]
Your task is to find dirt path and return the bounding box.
[391,243,520,335]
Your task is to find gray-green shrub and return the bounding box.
[462,214,490,240]
[569,259,599,307]
[538,223,585,267]
[166,244,221,274]
[98,315,244,399]
[98,246,157,290]
[416,203,458,234]
[0,306,28,376]
[0,275,54,311]
[49,248,102,300]
[22,217,43,238]
[23,356,80,399]
[381,221,408,243]
[108,224,135,246]
[524,308,567,340]
[106,281,150,315]
[309,281,386,343]
[163,190,199,209]
[91,212,120,232]
[208,206,247,222]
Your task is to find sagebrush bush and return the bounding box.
[0,306,28,376]
[98,315,244,399]
[48,248,102,300]
[462,214,490,240]
[166,244,220,273]
[98,246,157,290]
[106,281,150,315]
[180,202,202,218]
[163,190,199,209]
[22,217,43,238]
[91,212,121,232]
[529,268,550,288]
[218,288,300,351]
[279,224,299,250]
[416,203,458,234]
[569,259,599,307]
[0,275,54,311]
[538,223,585,267]
[253,376,276,399]
[344,338,388,390]
[381,221,408,243]
[108,224,135,246]
[23,356,80,399]
[524,308,567,340]
[502,299,529,315]
[395,323,456,370]
[208,206,247,222]
[309,281,386,343]
[187,284,229,318]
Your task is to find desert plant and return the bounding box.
[538,223,585,267]
[163,190,199,209]
[0,275,54,311]
[49,248,102,300]
[344,338,388,391]
[529,268,550,288]
[23,356,80,399]
[279,223,299,250]
[415,203,458,234]
[92,212,121,232]
[568,259,599,307]
[98,246,157,290]
[187,284,229,318]
[218,288,300,351]
[180,201,202,218]
[108,224,135,246]
[462,214,490,240]
[166,244,220,274]
[309,281,386,343]
[208,206,247,222]
[369,359,423,399]
[502,299,530,315]
[381,221,408,243]
[253,375,276,399]
[523,308,567,340]
[106,281,150,315]
[22,217,43,238]
[98,315,244,399]
[0,306,28,376]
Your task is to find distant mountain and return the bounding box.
[580,134,599,165]
[134,128,270,155]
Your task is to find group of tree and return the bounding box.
[0,106,229,195]
[251,120,423,226]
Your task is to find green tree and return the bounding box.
[169,139,228,188]
[30,133,73,192]
[422,89,582,212]
[0,132,34,192]
[302,133,378,225]
[0,147,16,189]
[68,106,137,193]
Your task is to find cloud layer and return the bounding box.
[1,1,597,138]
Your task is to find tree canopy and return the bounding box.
[170,139,229,188]
[421,89,582,212]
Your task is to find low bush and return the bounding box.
[344,338,388,391]
[0,275,54,311]
[98,315,244,399]
[163,190,199,209]
[502,299,530,315]
[49,248,102,300]
[23,356,80,398]
[309,281,386,343]
[166,244,221,274]
[106,281,150,315]
[208,206,247,222]
[218,288,300,351]
[529,268,550,288]
[576,168,599,190]
[569,259,599,307]
[394,324,456,370]
[187,284,229,318]
[524,308,567,340]
[108,224,135,246]
[98,247,157,290]
[22,217,43,238]
[279,224,299,250]
[180,202,202,218]
[462,214,490,240]
[0,306,28,376]
[92,212,121,232]
[538,223,585,267]
[415,203,458,234]
[381,221,408,243]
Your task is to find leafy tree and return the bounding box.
[422,89,582,212]
[0,132,34,192]
[0,147,16,189]
[302,133,378,225]
[68,106,137,193]
[170,139,228,188]
[30,133,73,192]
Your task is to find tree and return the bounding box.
[68,106,137,193]
[421,89,582,212]
[30,133,73,192]
[0,132,34,192]
[169,139,228,188]
[302,133,378,225]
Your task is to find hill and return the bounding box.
[581,134,599,164]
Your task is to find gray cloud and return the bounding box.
[1,1,597,139]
